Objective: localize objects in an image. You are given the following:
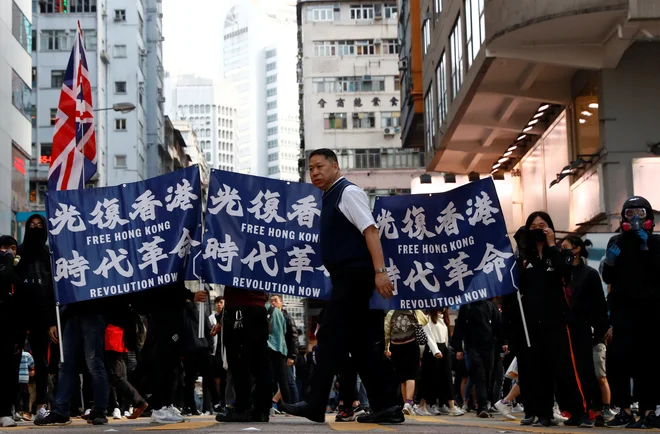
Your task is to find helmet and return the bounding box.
[621,196,654,232]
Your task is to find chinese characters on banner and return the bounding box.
[370,177,517,310]
[202,170,331,300]
[46,166,202,305]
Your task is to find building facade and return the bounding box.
[172,120,210,199]
[418,0,660,233]
[1,0,32,237]
[222,0,299,178]
[296,0,425,206]
[165,74,238,172]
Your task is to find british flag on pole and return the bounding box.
[48,22,97,191]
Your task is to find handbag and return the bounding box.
[414,324,427,346]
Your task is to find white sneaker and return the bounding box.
[439,405,450,415]
[112,408,122,420]
[449,407,465,417]
[151,407,184,424]
[495,400,516,420]
[553,409,568,423]
[403,403,414,415]
[124,410,132,418]
[36,405,49,420]
[414,404,432,416]
[512,403,524,413]
[1,416,17,427]
[429,405,442,415]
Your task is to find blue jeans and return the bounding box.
[357,375,369,407]
[53,314,108,417]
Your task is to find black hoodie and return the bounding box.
[15,214,56,327]
[0,235,25,346]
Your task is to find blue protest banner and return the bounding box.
[202,170,331,299]
[370,177,517,310]
[46,166,202,305]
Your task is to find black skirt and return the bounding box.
[419,342,454,404]
[390,340,420,383]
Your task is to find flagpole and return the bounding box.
[516,291,531,347]
[55,302,65,362]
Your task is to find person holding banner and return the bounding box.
[280,148,403,424]
[504,211,591,428]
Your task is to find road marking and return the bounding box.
[135,421,217,430]
[328,422,395,431]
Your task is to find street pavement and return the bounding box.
[2,412,659,433]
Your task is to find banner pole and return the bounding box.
[55,302,64,362]
[516,291,531,348]
[198,279,205,339]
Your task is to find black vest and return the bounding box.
[320,178,372,277]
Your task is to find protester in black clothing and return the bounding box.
[451,299,506,418]
[280,149,402,424]
[0,236,23,427]
[295,347,308,402]
[602,196,660,429]
[558,235,609,427]
[14,215,55,418]
[502,212,592,428]
[210,296,227,410]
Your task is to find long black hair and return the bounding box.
[522,211,556,259]
[561,235,592,261]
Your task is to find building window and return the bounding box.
[32,29,36,51]
[115,155,127,168]
[313,41,336,57]
[425,89,435,153]
[422,19,431,55]
[355,149,381,169]
[114,81,127,94]
[449,17,463,99]
[50,70,65,88]
[356,40,375,56]
[41,30,69,51]
[383,39,398,55]
[435,0,442,17]
[324,113,347,130]
[114,9,126,21]
[31,67,37,88]
[81,29,97,51]
[266,49,277,58]
[352,112,376,129]
[267,127,278,136]
[394,77,401,91]
[309,6,334,21]
[40,144,52,164]
[267,140,278,149]
[115,119,127,131]
[266,62,276,71]
[206,105,211,113]
[39,0,66,13]
[69,0,97,13]
[12,2,32,53]
[267,114,278,123]
[30,106,36,127]
[268,153,278,162]
[268,166,280,175]
[114,44,127,58]
[50,108,57,126]
[384,4,398,19]
[350,4,374,20]
[266,88,277,97]
[437,51,448,125]
[381,112,401,128]
[266,75,277,84]
[11,70,30,120]
[465,0,484,68]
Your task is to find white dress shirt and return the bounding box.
[329,177,376,234]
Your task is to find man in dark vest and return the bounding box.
[280,148,403,424]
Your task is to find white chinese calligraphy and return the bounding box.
[203,234,240,272]
[387,258,401,296]
[89,198,129,230]
[247,190,287,223]
[403,261,440,293]
[435,201,464,236]
[129,190,163,222]
[466,191,500,226]
[169,228,201,259]
[137,236,168,274]
[401,206,436,240]
[376,209,399,240]
[165,179,199,212]
[208,184,244,216]
[283,244,315,284]
[316,265,330,277]
[287,195,321,228]
[444,251,473,292]
[53,250,89,287]
[49,204,86,235]
[474,243,513,282]
[93,248,134,278]
[241,241,279,277]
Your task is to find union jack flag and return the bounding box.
[48,22,97,191]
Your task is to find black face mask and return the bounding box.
[528,228,546,244]
[561,248,576,266]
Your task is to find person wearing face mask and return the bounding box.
[14,215,56,420]
[558,236,608,427]
[502,212,591,428]
[0,235,23,427]
[601,196,660,429]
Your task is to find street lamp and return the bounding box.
[93,102,136,114]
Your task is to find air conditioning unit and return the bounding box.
[384,128,395,136]
[100,50,111,64]
[398,59,408,71]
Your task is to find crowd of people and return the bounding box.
[0,149,658,429]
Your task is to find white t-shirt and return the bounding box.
[331,177,376,234]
